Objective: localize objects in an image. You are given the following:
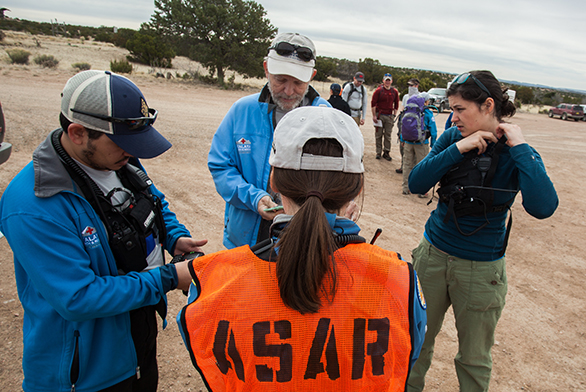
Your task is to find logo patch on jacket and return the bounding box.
[416,275,426,309]
[236,138,251,154]
[82,226,100,249]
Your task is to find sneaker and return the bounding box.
[382,152,392,161]
[418,193,428,198]
[376,154,381,160]
[395,168,403,174]
[402,190,410,195]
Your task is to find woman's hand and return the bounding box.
[455,131,498,154]
[496,123,526,147]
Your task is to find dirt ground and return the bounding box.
[0,32,585,391]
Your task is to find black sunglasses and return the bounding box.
[71,107,157,130]
[269,42,315,62]
[452,73,492,98]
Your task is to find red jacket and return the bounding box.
[371,86,399,115]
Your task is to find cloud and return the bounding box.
[5,0,586,90]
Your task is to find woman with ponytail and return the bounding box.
[179,106,427,391]
[407,70,558,392]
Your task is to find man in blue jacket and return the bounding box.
[208,32,330,249]
[0,70,206,392]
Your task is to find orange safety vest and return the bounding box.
[180,243,416,392]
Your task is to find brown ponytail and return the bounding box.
[271,138,363,314]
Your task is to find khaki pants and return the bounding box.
[374,114,395,155]
[407,237,507,392]
[402,142,429,193]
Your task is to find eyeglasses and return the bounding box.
[452,73,492,97]
[269,42,315,62]
[71,107,158,130]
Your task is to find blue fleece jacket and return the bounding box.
[0,130,191,391]
[409,126,558,261]
[208,84,329,249]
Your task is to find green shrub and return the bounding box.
[34,54,60,68]
[6,49,31,65]
[110,59,132,74]
[72,62,91,71]
[125,31,174,68]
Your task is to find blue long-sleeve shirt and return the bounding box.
[409,126,558,261]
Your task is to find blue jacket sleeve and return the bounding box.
[2,206,170,322]
[411,269,427,369]
[424,109,437,147]
[207,97,272,214]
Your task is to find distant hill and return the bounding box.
[500,79,586,95]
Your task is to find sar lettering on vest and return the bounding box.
[211,317,391,383]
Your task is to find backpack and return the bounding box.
[343,81,365,102]
[400,95,426,142]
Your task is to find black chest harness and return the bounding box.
[52,129,167,273]
[436,136,518,256]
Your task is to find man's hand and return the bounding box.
[257,195,284,220]
[360,118,365,126]
[173,237,208,256]
[173,261,192,292]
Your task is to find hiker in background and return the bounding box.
[371,73,400,161]
[327,83,351,115]
[407,70,558,392]
[208,32,330,250]
[400,92,436,196]
[342,71,368,126]
[397,78,421,173]
[179,106,427,391]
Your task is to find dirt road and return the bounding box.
[0,32,585,391]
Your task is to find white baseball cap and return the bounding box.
[266,33,316,83]
[269,106,364,173]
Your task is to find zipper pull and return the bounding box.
[71,385,75,392]
[136,366,141,380]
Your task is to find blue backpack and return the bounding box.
[400,96,426,142]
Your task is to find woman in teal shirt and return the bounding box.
[407,70,558,392]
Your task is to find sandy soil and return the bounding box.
[0,32,585,391]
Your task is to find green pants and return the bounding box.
[407,237,507,392]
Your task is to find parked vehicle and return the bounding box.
[0,102,11,165]
[548,103,584,121]
[581,105,586,121]
[427,88,450,113]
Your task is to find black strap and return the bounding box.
[252,232,367,261]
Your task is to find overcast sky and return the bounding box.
[5,0,586,91]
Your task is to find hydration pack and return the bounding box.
[400,95,426,142]
[436,136,517,256]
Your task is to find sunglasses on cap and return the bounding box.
[452,73,492,98]
[269,42,315,62]
[384,73,392,79]
[71,107,158,130]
